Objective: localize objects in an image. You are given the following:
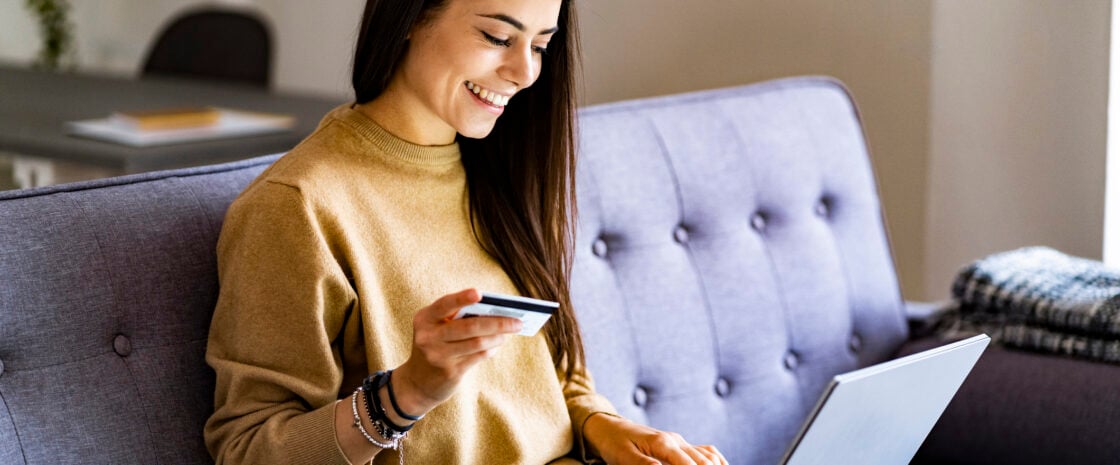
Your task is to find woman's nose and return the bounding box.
[500,45,538,89]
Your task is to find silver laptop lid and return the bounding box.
[779,334,990,465]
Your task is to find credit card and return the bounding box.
[453,292,559,337]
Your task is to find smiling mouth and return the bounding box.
[465,81,510,108]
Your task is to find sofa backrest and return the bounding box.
[569,76,907,465]
[0,156,277,464]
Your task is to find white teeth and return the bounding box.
[468,81,509,107]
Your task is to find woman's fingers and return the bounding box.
[645,432,727,465]
[645,432,697,465]
[441,315,523,341]
[438,333,512,360]
[419,288,482,323]
[696,445,728,465]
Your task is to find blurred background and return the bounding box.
[0,0,1113,303]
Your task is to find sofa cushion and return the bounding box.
[570,76,908,465]
[0,155,277,464]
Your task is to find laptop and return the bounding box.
[778,334,990,465]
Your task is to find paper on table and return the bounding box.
[65,108,295,147]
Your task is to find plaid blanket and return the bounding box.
[946,246,1120,363]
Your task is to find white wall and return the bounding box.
[925,0,1110,298]
[2,0,1113,300]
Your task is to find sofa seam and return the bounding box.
[643,115,725,377]
[791,90,862,368]
[180,177,221,248]
[582,153,647,407]
[0,338,209,373]
[119,356,161,464]
[0,387,29,465]
[720,92,811,412]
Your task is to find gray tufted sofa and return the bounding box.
[2,76,1119,465]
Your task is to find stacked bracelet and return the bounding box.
[350,387,395,449]
[352,369,427,453]
[385,370,424,421]
[362,371,413,434]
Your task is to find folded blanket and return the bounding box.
[952,246,1120,337]
[940,247,1120,364]
[996,322,1120,363]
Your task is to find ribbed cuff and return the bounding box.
[283,401,351,465]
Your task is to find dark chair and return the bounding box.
[142,8,272,88]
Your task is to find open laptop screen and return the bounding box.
[780,334,990,465]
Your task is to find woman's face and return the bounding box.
[388,0,562,141]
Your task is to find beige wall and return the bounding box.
[1,0,1112,301]
[925,0,1110,298]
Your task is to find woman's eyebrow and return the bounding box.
[477,13,559,35]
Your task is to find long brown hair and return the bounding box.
[352,0,585,382]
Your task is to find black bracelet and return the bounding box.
[386,370,424,421]
[364,371,413,433]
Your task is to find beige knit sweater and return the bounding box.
[204,104,617,464]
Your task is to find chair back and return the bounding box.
[143,9,271,87]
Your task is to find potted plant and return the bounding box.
[24,0,75,71]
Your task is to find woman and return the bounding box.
[204,0,728,464]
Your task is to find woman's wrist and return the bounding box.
[383,363,438,421]
[581,412,618,459]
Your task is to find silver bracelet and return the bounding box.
[350,387,397,450]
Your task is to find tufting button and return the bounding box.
[633,386,649,408]
[715,378,731,397]
[815,198,830,217]
[592,238,608,258]
[673,226,689,244]
[849,334,863,353]
[750,212,767,232]
[113,334,133,357]
[0,358,4,377]
[783,352,800,371]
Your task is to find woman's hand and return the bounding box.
[584,413,729,465]
[390,288,523,417]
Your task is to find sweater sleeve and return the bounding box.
[204,181,357,465]
[561,361,620,463]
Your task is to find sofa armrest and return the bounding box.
[904,300,955,338]
[899,337,1120,465]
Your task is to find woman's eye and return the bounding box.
[532,45,548,55]
[481,31,511,47]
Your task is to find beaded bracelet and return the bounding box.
[352,386,407,465]
[350,387,395,449]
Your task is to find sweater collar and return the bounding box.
[333,104,461,165]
